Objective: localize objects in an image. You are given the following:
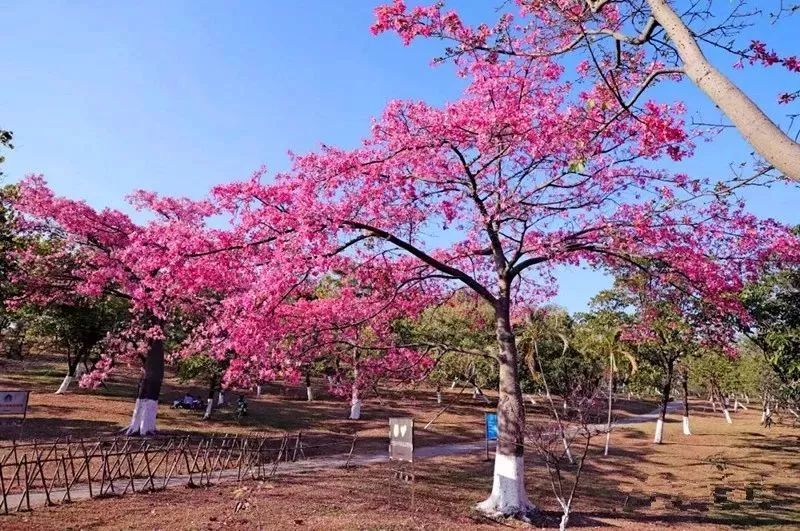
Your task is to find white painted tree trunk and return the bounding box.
[125,398,158,436]
[436,391,442,404]
[349,387,361,420]
[744,393,750,405]
[722,407,732,424]
[682,415,691,436]
[476,453,533,518]
[56,364,85,394]
[450,379,457,389]
[56,374,74,394]
[306,385,314,402]
[654,418,665,444]
[217,391,225,406]
[203,398,214,420]
[733,398,739,412]
[473,387,479,399]
[256,385,262,396]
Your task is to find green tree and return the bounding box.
[28,297,129,392]
[741,264,800,403]
[396,293,497,403]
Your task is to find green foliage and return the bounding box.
[688,351,738,395]
[176,353,224,386]
[29,298,128,355]
[741,264,800,400]
[396,293,498,388]
[517,306,604,395]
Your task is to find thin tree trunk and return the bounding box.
[56,348,87,394]
[125,337,164,436]
[203,375,218,420]
[533,343,574,464]
[654,359,673,444]
[604,353,614,456]
[646,0,800,181]
[349,349,361,420]
[718,387,733,424]
[305,371,314,402]
[681,367,691,436]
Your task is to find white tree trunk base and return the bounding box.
[217,391,225,406]
[125,398,158,436]
[56,374,73,394]
[682,416,691,436]
[203,398,213,420]
[349,399,362,420]
[476,453,534,520]
[559,512,569,531]
[723,409,732,424]
[654,418,665,444]
[256,385,262,396]
[306,386,314,402]
[436,392,442,405]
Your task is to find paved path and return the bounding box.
[4,402,673,512]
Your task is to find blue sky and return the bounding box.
[3,0,799,312]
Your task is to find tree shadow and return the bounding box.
[0,416,119,442]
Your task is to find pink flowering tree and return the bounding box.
[177,250,439,419]
[11,176,228,435]
[204,43,797,515]
[372,0,800,181]
[603,269,741,443]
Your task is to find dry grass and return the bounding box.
[1,353,798,529]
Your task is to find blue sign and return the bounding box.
[485,412,498,441]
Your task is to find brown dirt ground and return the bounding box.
[1,353,799,529]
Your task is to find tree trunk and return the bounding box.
[349,349,361,419]
[125,338,164,436]
[349,385,361,420]
[203,375,218,420]
[646,0,800,182]
[306,372,314,402]
[476,299,532,518]
[716,387,732,424]
[436,386,443,404]
[681,367,691,436]
[654,359,673,444]
[56,349,87,394]
[603,358,614,456]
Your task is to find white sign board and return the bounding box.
[0,390,29,416]
[389,417,414,462]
